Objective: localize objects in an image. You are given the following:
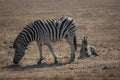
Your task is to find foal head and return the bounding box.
[81,36,88,51]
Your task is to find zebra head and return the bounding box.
[81,36,88,51]
[13,39,25,65]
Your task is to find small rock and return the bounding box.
[113,66,116,69]
[117,49,120,51]
[3,41,7,44]
[70,68,74,70]
[102,66,108,70]
[9,45,13,48]
[8,51,11,53]
[0,61,4,64]
[103,46,106,48]
[108,48,112,51]
[109,74,114,77]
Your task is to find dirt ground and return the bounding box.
[0,0,120,80]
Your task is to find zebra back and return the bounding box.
[13,17,76,49]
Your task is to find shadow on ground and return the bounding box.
[2,62,70,70]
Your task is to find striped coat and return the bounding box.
[13,17,77,65]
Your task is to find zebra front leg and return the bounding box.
[46,42,58,64]
[70,39,75,63]
[37,41,43,64]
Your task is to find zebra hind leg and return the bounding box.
[37,41,43,64]
[46,42,58,64]
[90,47,98,57]
[65,35,75,63]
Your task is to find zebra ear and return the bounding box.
[80,36,83,40]
[85,36,88,41]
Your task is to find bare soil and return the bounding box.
[0,0,120,80]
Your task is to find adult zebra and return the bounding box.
[13,17,77,65]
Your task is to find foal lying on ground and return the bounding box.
[78,36,98,58]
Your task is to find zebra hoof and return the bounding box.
[69,59,74,63]
[37,61,42,65]
[54,60,59,64]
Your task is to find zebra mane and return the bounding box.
[22,17,64,30]
[13,22,34,48]
[23,17,66,28]
[24,22,34,29]
[13,36,20,48]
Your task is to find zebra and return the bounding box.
[78,36,98,58]
[13,17,77,65]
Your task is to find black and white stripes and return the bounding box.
[13,17,77,65]
[79,36,98,58]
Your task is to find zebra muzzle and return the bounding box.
[13,58,19,65]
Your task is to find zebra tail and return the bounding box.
[74,35,77,50]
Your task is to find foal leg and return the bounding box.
[93,48,99,56]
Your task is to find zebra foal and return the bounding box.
[13,17,77,65]
[78,36,98,58]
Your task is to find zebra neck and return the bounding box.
[19,36,32,49]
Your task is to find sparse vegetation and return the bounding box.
[0,0,120,80]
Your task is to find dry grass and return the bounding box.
[0,0,120,80]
